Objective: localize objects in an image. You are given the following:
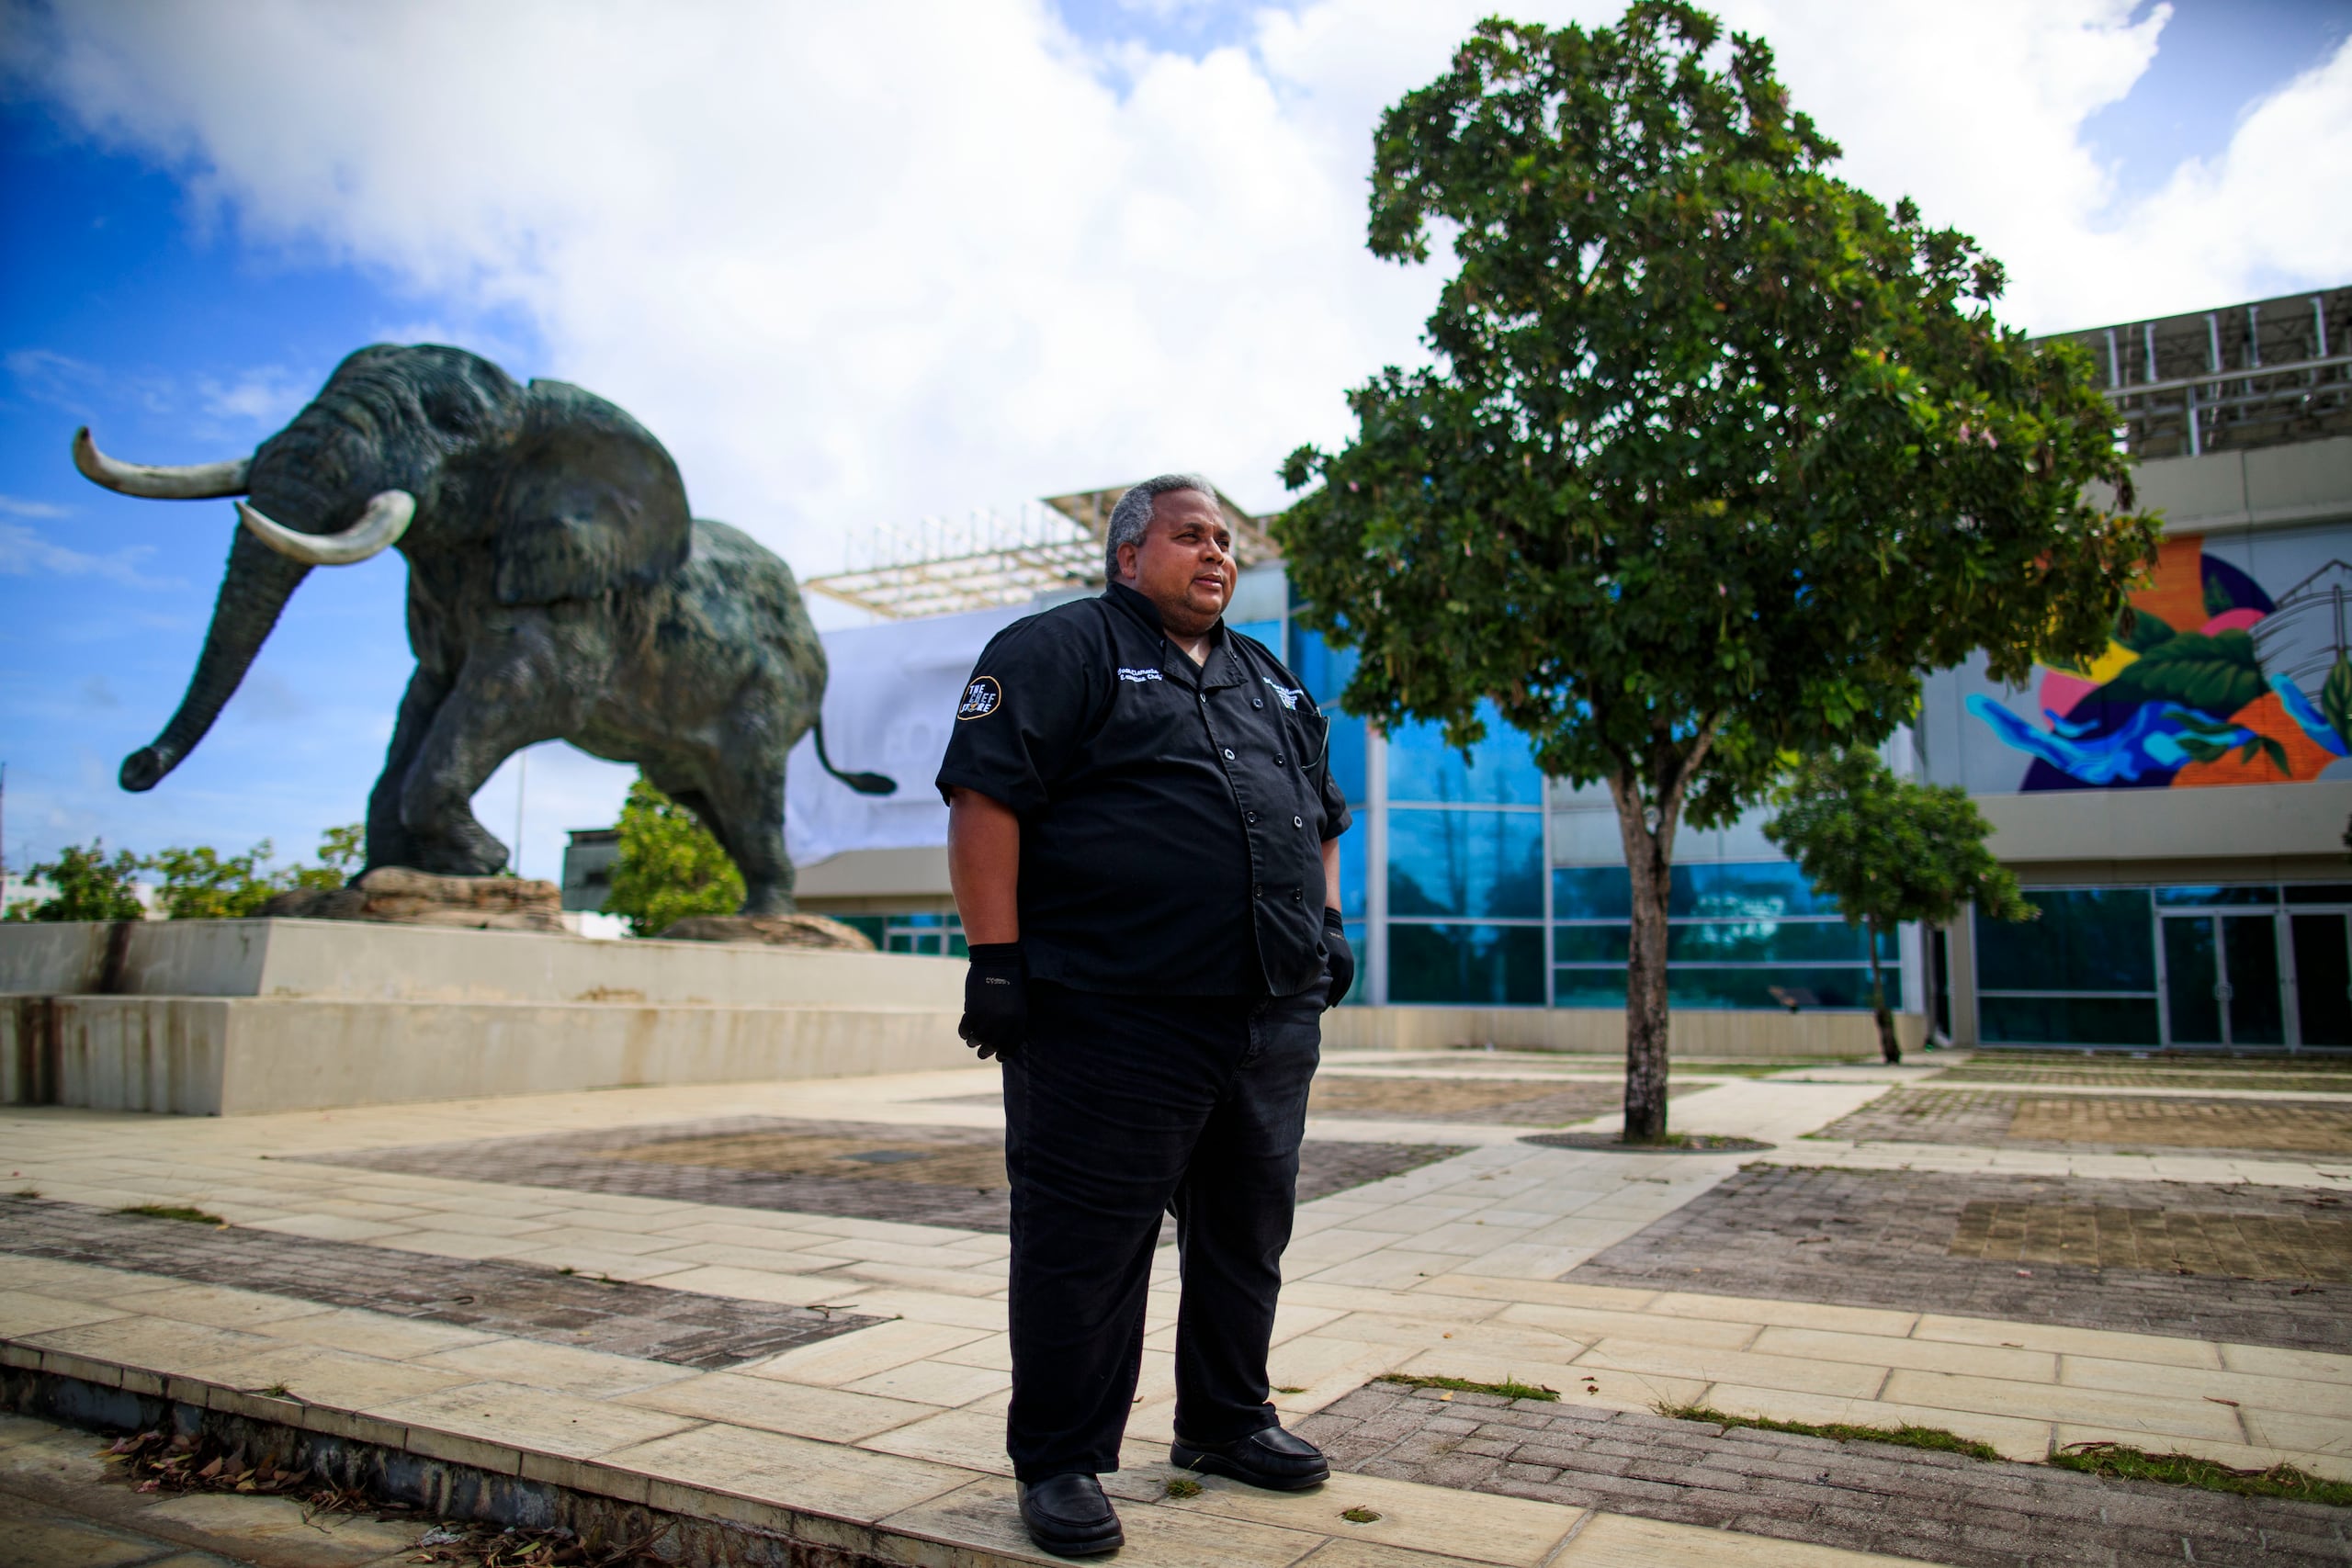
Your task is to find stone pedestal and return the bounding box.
[259,867,566,932]
[1,919,964,1116]
[656,913,875,952]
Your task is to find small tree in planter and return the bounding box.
[1764,748,2031,1062]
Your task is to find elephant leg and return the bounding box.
[364,668,451,876]
[697,752,793,916]
[399,636,571,876]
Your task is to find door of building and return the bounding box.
[2292,910,2352,1048]
[2159,912,2286,1048]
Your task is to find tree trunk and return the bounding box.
[1606,728,1713,1144]
[1619,805,1673,1140]
[1866,917,1901,1064]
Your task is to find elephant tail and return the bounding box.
[813,721,897,795]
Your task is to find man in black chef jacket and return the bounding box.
[936,473,1355,1557]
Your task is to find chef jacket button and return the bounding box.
[1253,885,1263,899]
[1293,815,1304,828]
[1246,811,1260,824]
[1291,887,1303,901]
[1223,747,1236,760]
[1252,697,1263,708]
[1273,755,1284,766]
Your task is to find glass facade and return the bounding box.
[1554,863,1898,1012]
[1975,885,2349,1049]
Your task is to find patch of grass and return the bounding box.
[118,1203,225,1226]
[2052,1442,2352,1506]
[1273,1385,1307,1394]
[1340,1506,1382,1524]
[1163,1476,1202,1499]
[1385,1373,1558,1403]
[257,1382,292,1399]
[12,1188,38,1199]
[1658,1403,2001,1461]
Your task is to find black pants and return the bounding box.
[1001,980,1322,1482]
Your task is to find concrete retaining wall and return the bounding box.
[1319,1005,1905,1059]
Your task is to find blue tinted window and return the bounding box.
[1668,921,1886,964]
[1337,829,1366,919]
[1287,624,1358,697]
[1555,867,1632,920]
[1976,890,2153,992]
[1553,926,1629,963]
[1670,862,1838,919]
[2154,886,2278,908]
[1228,618,1282,649]
[1553,969,1626,1009]
[1390,923,1546,1004]
[1388,808,1544,918]
[2288,884,2352,904]
[1285,625,1365,802]
[1387,701,1544,804]
[1980,995,2161,1045]
[1668,966,1895,1010]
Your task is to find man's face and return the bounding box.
[1118,489,1236,637]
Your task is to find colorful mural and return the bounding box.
[1965,536,2352,790]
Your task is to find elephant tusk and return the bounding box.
[73,427,251,499]
[236,490,416,566]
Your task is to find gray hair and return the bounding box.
[1104,472,1218,582]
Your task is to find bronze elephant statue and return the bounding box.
[74,343,890,915]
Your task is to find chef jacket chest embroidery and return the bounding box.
[1117,667,1163,683]
[1261,678,1304,711]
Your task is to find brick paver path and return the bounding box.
[307,1116,1463,1234]
[1818,1088,2352,1158]
[1567,1166,2350,1351]
[1306,1077,1679,1124]
[1933,1066,2352,1093]
[0,1196,873,1369]
[1300,1381,2352,1568]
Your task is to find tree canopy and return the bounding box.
[6,841,145,922]
[1273,3,2156,1134]
[1764,748,2032,1060]
[605,778,744,937]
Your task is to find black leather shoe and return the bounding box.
[1017,1472,1124,1557]
[1169,1425,1329,1491]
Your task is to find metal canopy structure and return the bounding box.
[804,481,1280,621]
[2039,285,2351,460]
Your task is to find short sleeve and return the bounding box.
[934,614,1097,814]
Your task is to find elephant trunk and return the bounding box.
[121,526,311,791]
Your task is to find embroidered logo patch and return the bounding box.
[956,676,1001,719]
[1117,668,1163,683]
[1262,678,1305,711]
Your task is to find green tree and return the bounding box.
[1274,5,2155,1139]
[285,824,367,891]
[7,841,145,921]
[604,778,743,936]
[148,841,283,919]
[1763,749,2033,1063]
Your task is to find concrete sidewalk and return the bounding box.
[3,1055,2347,1565]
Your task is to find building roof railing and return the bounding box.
[803,481,1278,620]
[2037,286,2352,460]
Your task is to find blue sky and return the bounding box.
[2,0,2346,888]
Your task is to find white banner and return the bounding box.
[785,603,1033,866]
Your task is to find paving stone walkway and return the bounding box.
[0,1195,875,1368]
[1816,1087,2352,1158]
[1568,1165,2350,1351]
[5,1056,2351,1565]
[1302,1380,2352,1568]
[306,1115,1462,1235]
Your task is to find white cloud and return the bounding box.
[6,0,2346,583]
[0,520,172,588]
[0,493,73,519]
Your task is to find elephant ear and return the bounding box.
[492,380,691,604]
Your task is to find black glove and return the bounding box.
[960,942,1025,1059]
[1320,907,1354,1010]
